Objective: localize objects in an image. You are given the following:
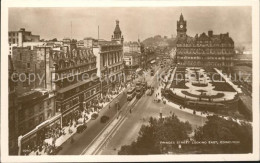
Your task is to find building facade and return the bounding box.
[10,45,58,155]
[51,47,101,127]
[93,20,124,95]
[9,28,40,46]
[8,28,42,56]
[123,41,141,53]
[176,14,235,69]
[83,37,99,48]
[10,38,101,154]
[123,41,143,75]
[123,52,141,75]
[93,41,124,95]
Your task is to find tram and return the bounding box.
[127,87,136,101]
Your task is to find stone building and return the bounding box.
[176,14,235,69]
[8,28,42,56]
[9,55,18,155]
[123,41,141,54]
[51,47,101,127]
[123,41,143,75]
[10,40,101,154]
[11,45,57,155]
[9,28,40,46]
[123,51,141,75]
[93,20,125,95]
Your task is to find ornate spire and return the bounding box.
[111,19,123,44]
[180,13,184,21]
[114,20,121,36]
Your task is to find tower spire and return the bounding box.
[112,19,123,44]
[180,13,184,21]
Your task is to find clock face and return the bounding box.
[180,25,183,28]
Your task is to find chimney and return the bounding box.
[208,30,213,37]
[226,32,229,37]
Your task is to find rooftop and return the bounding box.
[18,90,48,104]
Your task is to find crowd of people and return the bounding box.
[24,83,126,155]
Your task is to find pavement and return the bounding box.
[56,88,128,155]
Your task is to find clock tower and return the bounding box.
[177,13,187,38]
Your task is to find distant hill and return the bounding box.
[142,35,177,48]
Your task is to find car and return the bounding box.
[100,115,110,123]
[76,124,87,133]
[91,113,99,120]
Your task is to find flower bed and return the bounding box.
[192,82,208,87]
[171,80,189,89]
[211,82,236,92]
[181,90,225,99]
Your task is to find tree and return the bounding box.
[194,115,252,153]
[118,114,192,155]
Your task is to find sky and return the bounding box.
[9,7,251,44]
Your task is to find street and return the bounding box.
[56,90,128,155]
[100,65,207,155]
[56,62,207,155]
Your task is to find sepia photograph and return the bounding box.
[1,0,259,162]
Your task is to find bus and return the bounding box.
[160,63,164,68]
[136,87,143,99]
[127,87,136,101]
[150,69,154,76]
[141,81,147,91]
[136,81,141,87]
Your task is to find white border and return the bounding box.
[1,0,259,162]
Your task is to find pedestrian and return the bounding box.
[109,104,111,109]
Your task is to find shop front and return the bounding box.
[62,106,80,127]
[83,93,101,112]
[18,114,62,155]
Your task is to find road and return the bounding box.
[100,65,207,155]
[57,64,206,155]
[56,90,128,155]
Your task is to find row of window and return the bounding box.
[177,49,234,54]
[84,87,98,100]
[61,85,101,112]
[56,64,96,80]
[178,56,232,60]
[177,44,233,47]
[9,38,18,43]
[52,50,95,60]
[9,32,18,36]
[64,96,80,111]
[180,61,231,66]
[103,52,122,67]
[108,65,123,74]
[58,58,95,69]
[101,45,121,52]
